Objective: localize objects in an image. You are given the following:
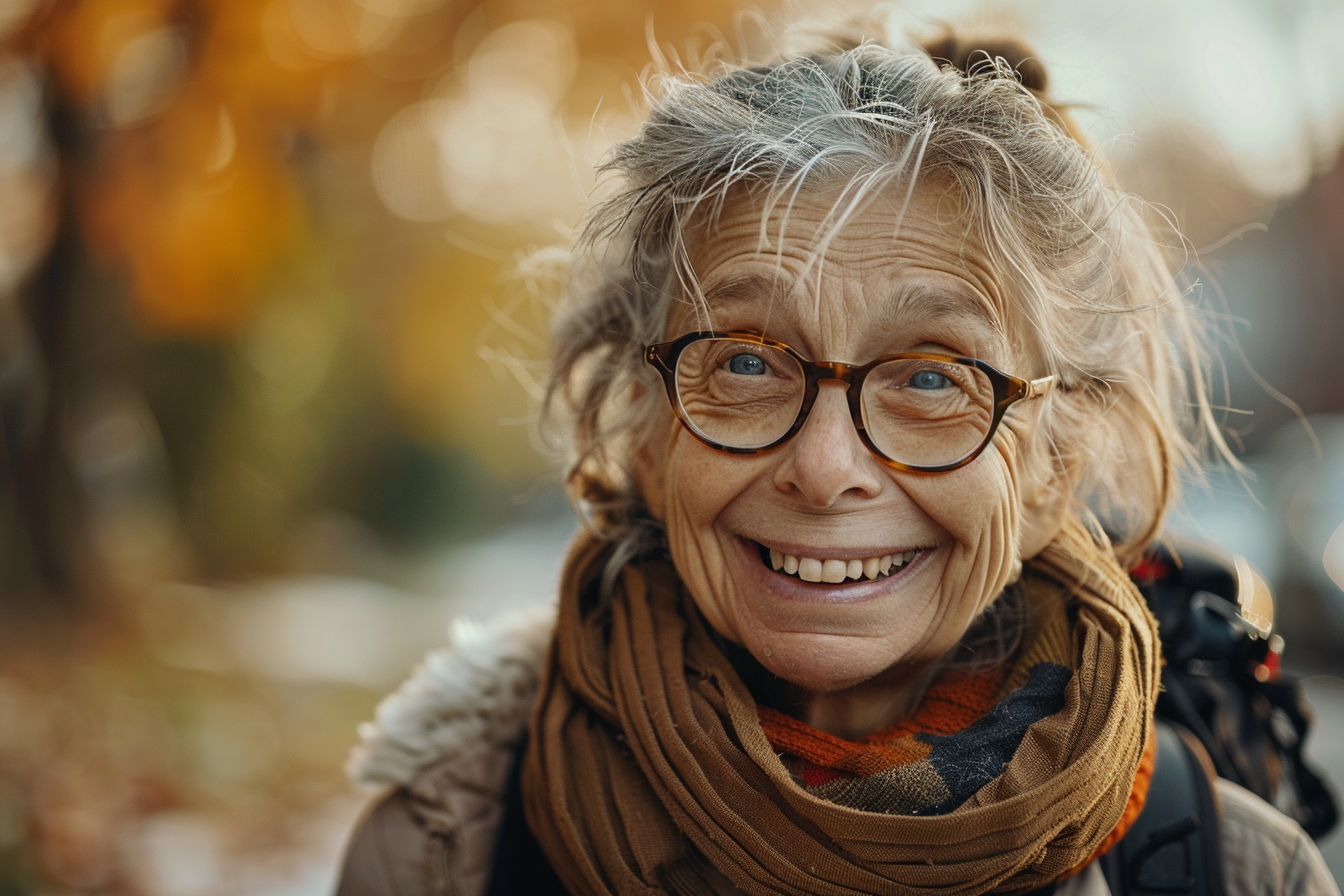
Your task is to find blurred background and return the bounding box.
[1,0,1342,891]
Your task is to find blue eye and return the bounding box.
[727,353,767,375]
[908,370,951,390]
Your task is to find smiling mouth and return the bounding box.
[755,543,921,583]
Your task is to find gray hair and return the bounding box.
[543,33,1229,596]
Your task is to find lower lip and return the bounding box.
[737,538,932,604]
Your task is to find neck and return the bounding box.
[721,640,940,740]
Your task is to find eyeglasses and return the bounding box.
[645,331,1057,473]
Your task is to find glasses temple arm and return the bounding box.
[1025,375,1057,400]
[646,345,672,373]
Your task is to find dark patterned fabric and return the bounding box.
[762,663,1071,816]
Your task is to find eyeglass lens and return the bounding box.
[673,337,996,467]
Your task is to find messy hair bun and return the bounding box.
[920,31,1094,146]
[921,33,1049,93]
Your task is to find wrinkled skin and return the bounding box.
[638,182,1076,738]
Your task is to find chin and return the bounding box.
[745,632,893,695]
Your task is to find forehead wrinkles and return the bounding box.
[674,192,822,333]
[677,177,898,285]
[676,183,1019,350]
[885,186,1012,336]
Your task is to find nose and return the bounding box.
[772,381,884,506]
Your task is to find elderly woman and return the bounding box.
[336,25,1338,896]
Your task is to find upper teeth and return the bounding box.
[767,548,919,583]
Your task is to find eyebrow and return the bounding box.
[697,273,791,308]
[681,273,791,332]
[885,284,1005,339]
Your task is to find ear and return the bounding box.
[1017,441,1083,560]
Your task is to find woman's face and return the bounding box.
[639,182,1072,695]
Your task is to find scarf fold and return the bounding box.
[523,515,1160,895]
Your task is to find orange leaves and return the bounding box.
[43,0,177,108]
[46,0,346,337]
[84,85,305,335]
[36,0,757,343]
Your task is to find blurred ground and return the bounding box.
[0,510,578,895]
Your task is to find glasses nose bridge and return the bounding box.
[808,358,859,389]
[800,359,866,436]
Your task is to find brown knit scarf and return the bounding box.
[523,515,1160,895]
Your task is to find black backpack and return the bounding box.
[1099,542,1339,895]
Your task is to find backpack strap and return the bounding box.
[1100,722,1227,896]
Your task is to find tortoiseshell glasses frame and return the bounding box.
[644,330,1057,474]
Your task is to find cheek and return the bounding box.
[908,444,1023,543]
[904,437,1027,614]
[657,438,753,641]
[635,410,678,522]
